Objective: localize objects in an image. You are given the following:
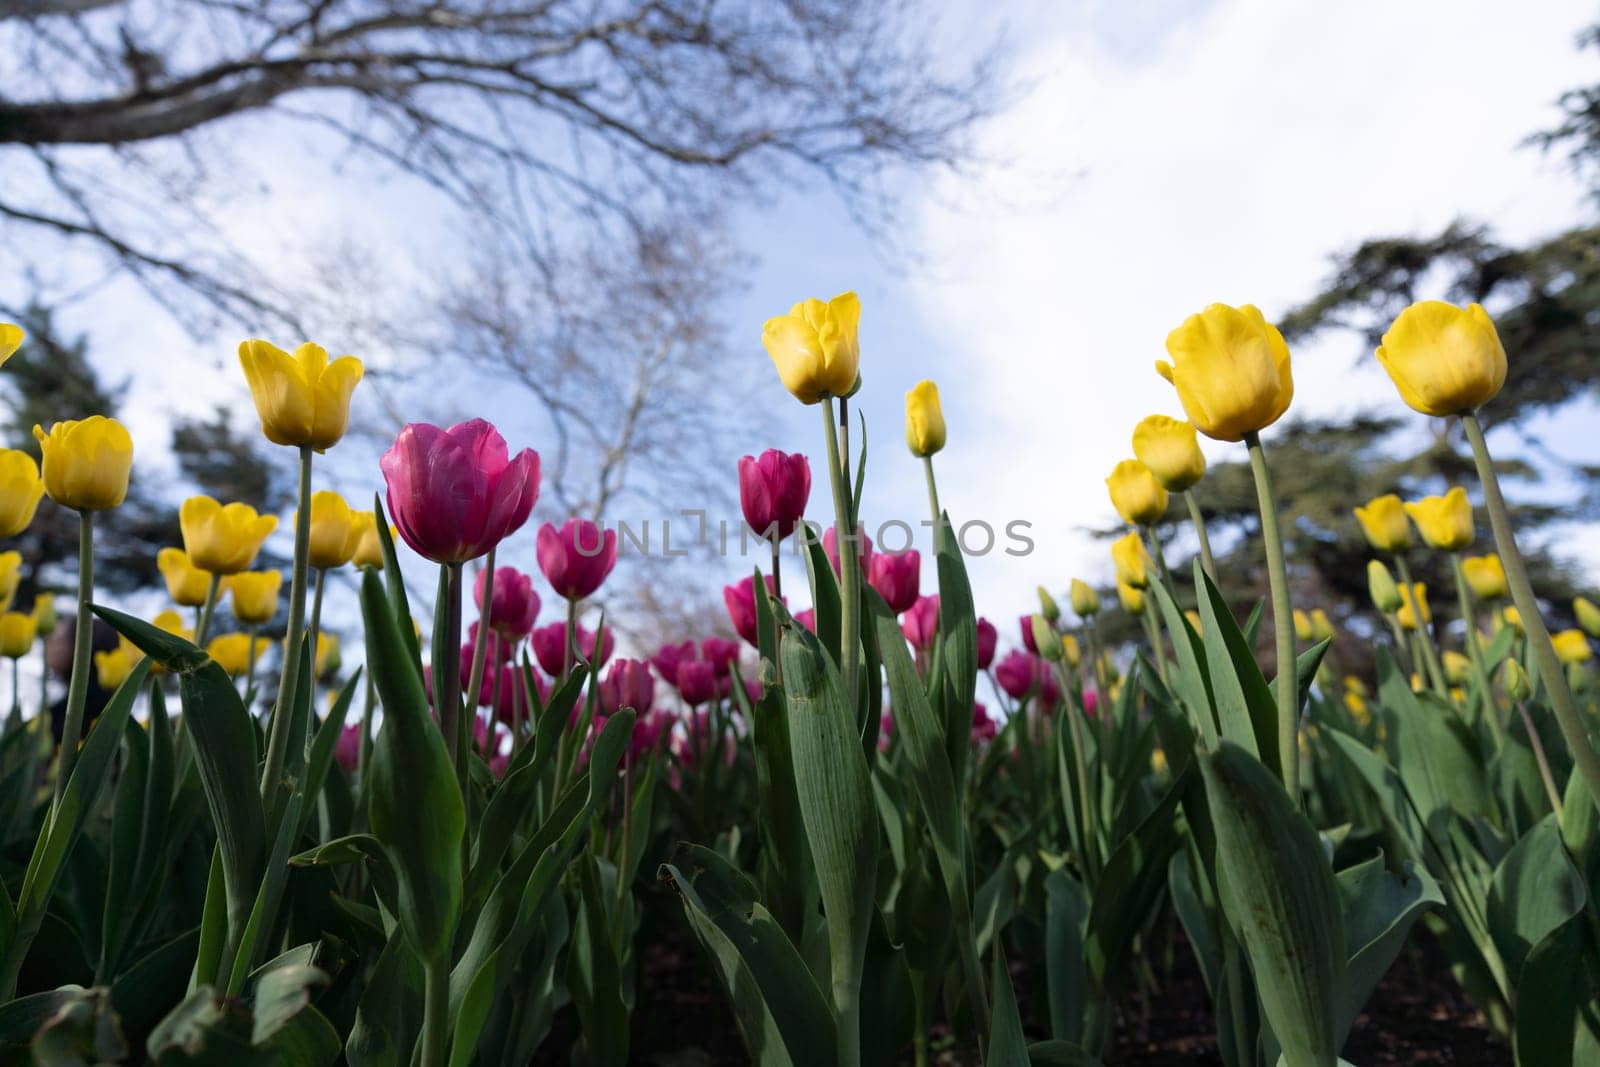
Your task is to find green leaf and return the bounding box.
[567,856,628,1066]
[1192,563,1272,771]
[1044,870,1090,1044]
[1084,769,1187,994]
[1334,852,1444,1040]
[1377,651,1492,825]
[934,515,978,783]
[1145,579,1219,746]
[373,494,422,666]
[1487,814,1586,985]
[1200,741,1345,1067]
[986,942,1031,1067]
[800,535,842,664]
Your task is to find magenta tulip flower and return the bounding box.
[869,549,920,615]
[530,621,614,676]
[970,702,997,745]
[996,650,1046,700]
[490,664,548,724]
[901,594,939,650]
[823,525,874,578]
[652,640,696,689]
[724,574,781,647]
[975,617,997,669]
[335,725,362,773]
[380,419,539,564]
[700,637,740,678]
[739,450,811,542]
[676,659,718,706]
[537,518,618,600]
[475,566,540,638]
[1019,614,1038,653]
[796,608,817,633]
[600,658,656,715]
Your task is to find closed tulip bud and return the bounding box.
[475,566,540,638]
[1118,579,1145,616]
[1158,303,1294,442]
[33,416,134,511]
[181,496,278,575]
[1185,610,1204,635]
[1131,415,1206,492]
[1061,633,1081,667]
[1368,560,1402,614]
[901,595,940,651]
[94,647,133,690]
[31,593,55,637]
[1310,609,1335,643]
[1442,650,1471,686]
[382,420,540,564]
[1031,614,1061,660]
[206,632,254,676]
[599,658,655,716]
[1449,686,1466,705]
[1502,606,1523,634]
[226,570,282,625]
[311,632,339,678]
[1293,609,1313,643]
[351,512,387,570]
[1106,459,1168,526]
[1344,690,1371,726]
[238,340,364,450]
[304,490,364,569]
[1110,532,1150,590]
[725,574,781,646]
[157,548,212,607]
[1554,629,1593,666]
[1396,583,1430,631]
[1353,495,1412,553]
[0,611,36,659]
[975,617,997,669]
[761,291,862,405]
[0,552,20,613]
[1375,301,1506,417]
[1502,659,1532,702]
[904,380,947,457]
[1037,586,1060,622]
[0,323,22,364]
[1069,579,1100,618]
[738,450,811,542]
[1575,596,1600,639]
[869,550,921,615]
[1344,675,1369,697]
[538,518,619,601]
[1403,488,1474,552]
[146,611,192,673]
[823,526,874,578]
[0,449,44,538]
[1462,555,1507,601]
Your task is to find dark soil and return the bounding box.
[536,921,1508,1066]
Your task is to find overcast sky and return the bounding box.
[17,0,1600,657]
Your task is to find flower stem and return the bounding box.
[464,547,495,743]
[195,573,222,647]
[419,955,449,1067]
[821,397,861,716]
[1462,411,1600,816]
[308,567,327,658]
[437,562,464,767]
[1243,431,1298,798]
[1515,700,1565,825]
[1183,490,1217,584]
[1394,556,1447,695]
[260,445,313,805]
[922,455,941,528]
[1451,554,1505,748]
[244,625,259,703]
[55,510,94,803]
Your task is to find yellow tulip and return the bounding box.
[0,449,44,538]
[1185,610,1204,635]
[238,340,365,450]
[226,570,282,626]
[351,512,385,570]
[1158,303,1293,442]
[1396,583,1430,631]
[94,648,133,690]
[314,632,339,678]
[0,552,19,613]
[1061,633,1082,667]
[1131,415,1206,492]
[1110,532,1151,590]
[1031,615,1061,661]
[180,496,278,575]
[153,609,192,643]
[1502,606,1523,634]
[1554,629,1593,665]
[1375,301,1506,417]
[1442,650,1471,686]
[31,593,55,637]
[1462,555,1507,601]
[1117,579,1145,615]
[1310,609,1335,643]
[1368,560,1402,613]
[904,380,946,457]
[0,611,36,659]
[304,490,362,570]
[1344,675,1368,696]
[1353,494,1411,553]
[0,322,23,365]
[1344,690,1370,727]
[33,416,134,511]
[157,547,212,607]
[1106,459,1168,526]
[1502,659,1531,702]
[1069,579,1100,618]
[1449,686,1466,705]
[1293,610,1313,642]
[760,292,861,405]
[1403,487,1473,552]
[206,632,254,676]
[1575,596,1600,639]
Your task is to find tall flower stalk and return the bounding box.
[260,446,313,805]
[1244,431,1299,798]
[821,397,861,712]
[55,511,94,800]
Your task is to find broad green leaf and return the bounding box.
[373,494,421,666]
[566,856,628,1066]
[1192,563,1272,770]
[1487,814,1586,985]
[934,515,978,783]
[1044,870,1090,1044]
[986,943,1030,1067]
[1146,579,1219,746]
[1084,769,1187,993]
[1333,852,1444,1040]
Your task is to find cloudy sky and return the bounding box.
[16,0,1600,655]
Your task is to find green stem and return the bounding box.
[437,563,464,766]
[1451,554,1505,749]
[1054,659,1100,880]
[308,568,327,659]
[1184,490,1217,584]
[10,657,19,729]
[419,955,449,1067]
[1243,431,1299,799]
[1394,556,1447,696]
[1515,700,1565,825]
[1139,604,1170,689]
[244,626,259,703]
[922,455,941,528]
[1462,411,1600,817]
[465,547,495,735]
[37,640,47,724]
[194,573,222,646]
[821,397,861,716]
[260,445,313,804]
[55,510,95,802]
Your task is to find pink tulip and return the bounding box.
[869,550,920,615]
[739,450,811,542]
[676,659,718,706]
[631,709,672,762]
[380,419,539,564]
[490,663,548,724]
[996,650,1053,701]
[796,608,817,633]
[474,566,540,637]
[530,621,614,676]
[1019,614,1038,653]
[652,640,696,689]
[673,709,736,772]
[537,518,618,600]
[700,637,740,678]
[724,574,781,647]
[824,525,873,577]
[901,594,940,650]
[970,702,997,745]
[600,658,656,715]
[335,724,362,772]
[1082,689,1099,719]
[976,617,997,669]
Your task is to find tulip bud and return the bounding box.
[1105,459,1169,526]
[0,449,44,539]
[1293,610,1313,643]
[33,417,134,512]
[868,550,921,615]
[1442,650,1470,686]
[0,322,23,364]
[1069,579,1100,618]
[901,595,940,651]
[1375,301,1506,417]
[351,512,387,570]
[305,490,363,570]
[1131,414,1206,492]
[761,292,862,405]
[904,380,947,457]
[30,593,55,638]
[1367,560,1402,614]
[1310,609,1335,643]
[206,632,254,676]
[94,648,133,690]
[1396,583,1430,631]
[739,450,811,542]
[1037,586,1060,622]
[1554,629,1593,666]
[1502,659,1532,702]
[1158,303,1293,442]
[1576,596,1600,639]
[382,420,540,565]
[1185,610,1204,636]
[1031,614,1061,661]
[0,554,19,615]
[537,518,618,601]
[1353,495,1411,554]
[1403,488,1474,552]
[181,496,278,575]
[1501,606,1523,634]
[0,611,36,659]
[1110,533,1151,590]
[226,570,283,626]
[1461,555,1507,601]
[1061,633,1081,667]
[158,548,212,607]
[238,340,364,450]
[1117,580,1145,616]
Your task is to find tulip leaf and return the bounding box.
[567,855,628,1066]
[1145,579,1219,747]
[800,535,843,665]
[1192,563,1274,774]
[934,513,978,783]
[1334,852,1444,1041]
[746,584,812,941]
[986,939,1031,1067]
[1377,650,1491,824]
[1084,768,1187,994]
[95,604,211,674]
[373,493,422,666]
[100,683,176,980]
[1044,869,1091,1044]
